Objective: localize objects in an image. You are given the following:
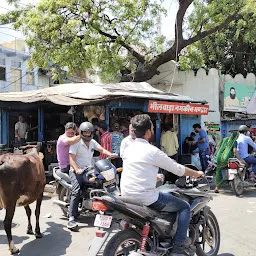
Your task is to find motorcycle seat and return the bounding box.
[118,196,143,206]
[56,168,71,183]
[115,196,160,219]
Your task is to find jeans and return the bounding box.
[244,156,256,173]
[149,192,191,246]
[199,148,210,172]
[69,169,90,218]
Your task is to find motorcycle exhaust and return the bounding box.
[53,199,69,208]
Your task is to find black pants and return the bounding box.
[163,154,179,184]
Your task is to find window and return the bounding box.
[0,66,6,81]
[11,60,21,68]
[26,72,34,86]
[10,69,22,92]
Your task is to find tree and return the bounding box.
[0,0,251,82]
[180,0,256,77]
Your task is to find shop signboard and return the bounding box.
[148,100,209,115]
[224,82,256,112]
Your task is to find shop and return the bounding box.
[0,82,209,171]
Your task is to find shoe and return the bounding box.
[169,245,191,256]
[67,220,78,229]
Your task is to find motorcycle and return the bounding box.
[52,158,121,218]
[225,158,256,196]
[88,165,220,256]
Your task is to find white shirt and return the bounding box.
[120,135,135,158]
[15,121,28,138]
[69,139,100,169]
[121,138,185,206]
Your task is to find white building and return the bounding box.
[0,44,50,92]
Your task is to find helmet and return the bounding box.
[79,122,94,142]
[94,159,116,181]
[238,125,248,133]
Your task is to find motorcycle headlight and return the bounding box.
[101,168,116,181]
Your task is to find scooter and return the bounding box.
[226,158,256,196]
[52,159,122,217]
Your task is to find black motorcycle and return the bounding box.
[52,159,121,217]
[88,165,220,256]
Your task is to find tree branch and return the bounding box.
[93,26,146,63]
[184,12,243,47]
[175,0,193,43]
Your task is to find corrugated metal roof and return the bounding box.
[0,82,206,106]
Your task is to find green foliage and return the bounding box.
[1,0,166,82]
[181,0,256,75]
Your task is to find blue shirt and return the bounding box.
[197,129,209,151]
[236,133,256,159]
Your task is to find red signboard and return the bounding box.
[148,100,209,115]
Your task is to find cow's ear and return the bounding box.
[39,152,44,160]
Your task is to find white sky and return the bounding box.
[0,0,180,44]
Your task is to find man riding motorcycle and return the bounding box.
[121,114,204,256]
[236,125,256,179]
[68,121,116,229]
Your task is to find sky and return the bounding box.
[0,0,181,45]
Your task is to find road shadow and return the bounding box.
[218,254,235,256]
[18,221,72,256]
[0,234,29,245]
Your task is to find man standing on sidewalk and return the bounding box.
[193,123,210,173]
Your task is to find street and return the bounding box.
[0,187,256,256]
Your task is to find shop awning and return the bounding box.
[0,82,207,106]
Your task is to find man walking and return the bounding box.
[193,123,210,172]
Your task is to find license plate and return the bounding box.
[94,214,112,228]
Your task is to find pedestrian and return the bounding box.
[183,132,197,154]
[120,121,130,138]
[97,122,112,160]
[91,118,101,166]
[14,114,28,146]
[161,122,179,183]
[192,123,210,173]
[120,124,136,158]
[56,122,80,173]
[67,122,117,229]
[111,122,124,167]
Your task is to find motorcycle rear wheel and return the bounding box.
[58,186,70,217]
[196,210,220,256]
[103,229,145,256]
[230,176,244,196]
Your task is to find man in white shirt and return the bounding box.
[68,122,116,229]
[121,114,203,256]
[15,114,28,145]
[120,124,136,158]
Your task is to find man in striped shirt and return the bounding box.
[97,122,112,159]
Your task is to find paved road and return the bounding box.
[0,187,256,256]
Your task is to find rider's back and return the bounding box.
[121,138,185,206]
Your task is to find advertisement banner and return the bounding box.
[224,82,256,112]
[148,100,209,115]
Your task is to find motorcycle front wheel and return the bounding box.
[103,229,145,256]
[196,210,220,256]
[58,186,70,217]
